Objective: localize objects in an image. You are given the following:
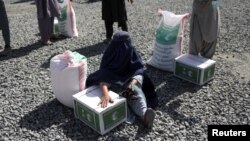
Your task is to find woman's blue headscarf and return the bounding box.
[86,31,144,87]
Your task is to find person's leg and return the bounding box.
[200,39,217,59]
[118,21,128,32]
[2,26,10,47]
[104,20,113,40]
[189,14,202,56]
[0,0,11,49]
[127,86,147,118]
[200,8,220,59]
[127,85,155,128]
[49,17,54,36]
[38,17,52,45]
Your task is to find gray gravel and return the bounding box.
[1,0,250,141]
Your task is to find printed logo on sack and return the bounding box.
[58,6,67,21]
[57,0,64,3]
[156,23,179,45]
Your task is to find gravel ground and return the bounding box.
[0,0,249,141]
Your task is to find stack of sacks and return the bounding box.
[50,50,87,108]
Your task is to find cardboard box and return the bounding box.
[174,54,216,85]
[73,86,127,135]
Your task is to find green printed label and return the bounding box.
[156,23,179,45]
[58,6,67,21]
[175,62,200,83]
[103,102,126,130]
[57,0,65,3]
[203,64,215,82]
[75,101,100,132]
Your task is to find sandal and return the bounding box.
[41,40,53,46]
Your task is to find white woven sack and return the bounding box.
[147,10,189,72]
[50,50,87,108]
[56,0,78,37]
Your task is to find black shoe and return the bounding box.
[143,108,156,128]
[3,45,11,54]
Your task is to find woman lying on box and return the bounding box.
[86,31,157,128]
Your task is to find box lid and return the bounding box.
[175,54,216,69]
[73,86,125,113]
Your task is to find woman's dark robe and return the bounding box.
[87,31,158,109]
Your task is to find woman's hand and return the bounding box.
[98,82,113,108]
[128,79,138,90]
[99,94,113,108]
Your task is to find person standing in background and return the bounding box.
[189,0,220,59]
[102,0,133,43]
[35,0,61,45]
[0,0,11,54]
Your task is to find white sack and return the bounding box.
[50,50,87,108]
[56,0,78,37]
[147,10,189,72]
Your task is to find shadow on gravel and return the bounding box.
[0,42,43,61]
[166,99,201,126]
[40,42,107,69]
[19,99,72,131]
[73,42,107,58]
[144,66,202,126]
[19,99,129,140]
[18,99,101,140]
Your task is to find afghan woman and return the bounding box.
[86,31,157,128]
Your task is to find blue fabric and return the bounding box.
[86,31,144,87]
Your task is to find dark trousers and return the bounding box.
[0,0,10,46]
[104,20,128,39]
[38,17,54,42]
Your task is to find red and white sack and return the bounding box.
[147,10,189,72]
[56,0,78,37]
[50,50,87,108]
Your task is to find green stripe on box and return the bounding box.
[204,64,215,82]
[103,102,126,130]
[175,62,200,83]
[75,101,100,132]
[74,100,79,118]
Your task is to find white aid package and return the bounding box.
[50,50,87,108]
[56,0,78,37]
[147,10,189,72]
